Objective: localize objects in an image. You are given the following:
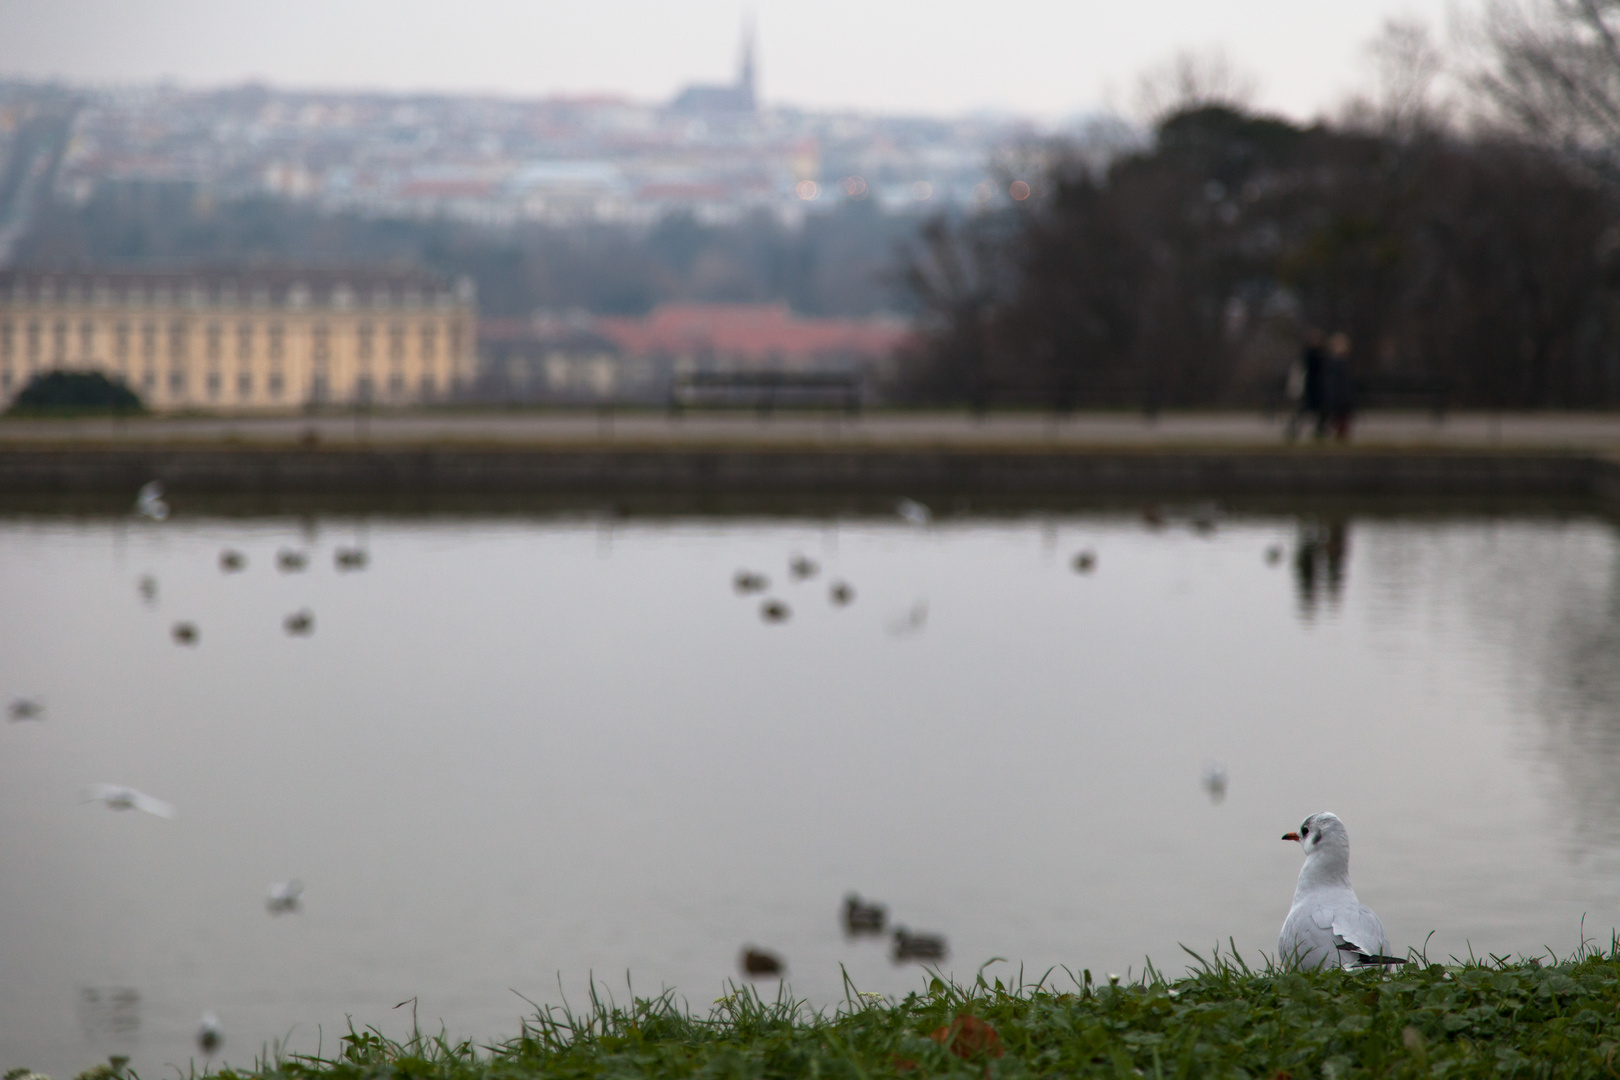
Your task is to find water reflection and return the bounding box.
[1530,543,1620,850]
[3,503,1619,1080]
[1293,520,1350,617]
[77,988,140,1044]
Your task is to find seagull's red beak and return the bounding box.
[1281,832,1300,842]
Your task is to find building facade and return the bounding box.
[475,303,911,405]
[0,266,476,410]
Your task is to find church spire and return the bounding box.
[736,16,757,109]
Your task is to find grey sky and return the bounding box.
[0,0,1475,120]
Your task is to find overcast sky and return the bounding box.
[0,0,1476,120]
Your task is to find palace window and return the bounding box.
[420,324,437,361]
[268,372,284,397]
[206,372,222,398]
[237,372,253,397]
[26,321,40,359]
[312,323,330,361]
[168,321,187,360]
[357,323,374,360]
[115,322,130,360]
[141,323,157,360]
[53,321,68,361]
[388,372,405,395]
[237,323,253,360]
[141,370,156,392]
[267,324,284,361]
[419,373,436,396]
[0,320,11,360]
[206,323,223,361]
[388,323,406,361]
[168,369,186,394]
[79,320,94,358]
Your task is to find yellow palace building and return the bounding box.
[0,266,476,411]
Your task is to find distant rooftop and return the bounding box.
[0,264,473,308]
[595,303,909,362]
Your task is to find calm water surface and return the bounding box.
[3,503,1619,1076]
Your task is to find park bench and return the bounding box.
[668,370,862,415]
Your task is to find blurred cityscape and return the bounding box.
[6,6,1620,414]
[1,29,1050,237]
[0,28,1081,409]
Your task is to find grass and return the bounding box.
[150,936,1620,1080]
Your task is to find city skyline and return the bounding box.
[1,0,1478,122]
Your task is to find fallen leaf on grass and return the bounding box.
[930,1015,1004,1059]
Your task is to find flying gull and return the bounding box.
[83,784,176,819]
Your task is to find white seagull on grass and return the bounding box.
[1278,811,1404,970]
[83,784,176,819]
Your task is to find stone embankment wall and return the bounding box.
[0,445,1616,503]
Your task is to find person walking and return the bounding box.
[1286,328,1326,441]
[1322,332,1355,440]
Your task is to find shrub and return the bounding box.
[6,370,145,416]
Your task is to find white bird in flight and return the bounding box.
[1278,812,1404,970]
[83,784,176,819]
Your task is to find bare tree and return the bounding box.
[1366,17,1447,137]
[1133,49,1260,126]
[1473,0,1620,152]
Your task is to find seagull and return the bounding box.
[283,609,315,636]
[266,879,304,915]
[829,581,855,606]
[9,698,44,721]
[137,574,158,602]
[760,599,790,623]
[83,784,176,819]
[1265,544,1285,566]
[172,621,199,646]
[887,599,928,637]
[135,481,169,521]
[1278,812,1405,970]
[1072,550,1097,573]
[277,549,308,572]
[789,554,819,580]
[896,498,932,526]
[196,1012,222,1056]
[1201,762,1228,803]
[219,549,247,572]
[334,547,368,571]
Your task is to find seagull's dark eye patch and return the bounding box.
[1301,825,1310,837]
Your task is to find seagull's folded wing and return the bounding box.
[1280,906,1338,969]
[1331,904,1389,960]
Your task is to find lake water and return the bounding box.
[3,498,1619,1077]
